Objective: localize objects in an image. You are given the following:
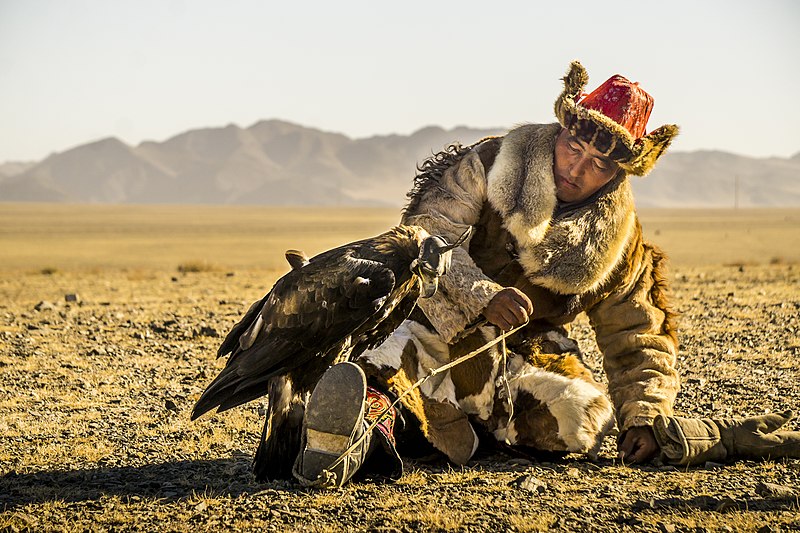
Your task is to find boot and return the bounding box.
[293,362,373,488]
[653,411,800,466]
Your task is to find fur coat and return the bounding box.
[357,122,680,463]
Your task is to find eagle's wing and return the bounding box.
[191,249,397,419]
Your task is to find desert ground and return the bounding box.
[1,204,799,532]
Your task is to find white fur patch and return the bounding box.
[486,124,559,249]
[510,362,612,453]
[356,321,416,372]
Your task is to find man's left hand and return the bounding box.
[618,426,659,463]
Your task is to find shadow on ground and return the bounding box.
[1,454,297,509]
[628,493,800,514]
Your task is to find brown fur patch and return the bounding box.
[511,390,568,451]
[648,244,679,346]
[525,351,595,384]
[449,329,495,401]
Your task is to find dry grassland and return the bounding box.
[1,204,799,532]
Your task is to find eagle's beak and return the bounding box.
[419,274,439,298]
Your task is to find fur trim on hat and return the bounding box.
[554,61,679,177]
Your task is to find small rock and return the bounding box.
[226,272,235,277]
[658,523,677,533]
[34,301,55,312]
[755,481,796,498]
[686,377,707,387]
[195,326,219,338]
[164,399,178,412]
[171,277,179,282]
[65,293,80,303]
[715,497,739,512]
[514,474,547,493]
[565,467,581,478]
[194,501,208,512]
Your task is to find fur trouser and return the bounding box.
[357,320,615,464]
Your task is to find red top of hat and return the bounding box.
[577,75,654,139]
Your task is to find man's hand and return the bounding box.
[618,426,660,464]
[484,288,533,331]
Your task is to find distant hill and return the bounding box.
[631,150,800,208]
[0,161,35,182]
[1,120,798,206]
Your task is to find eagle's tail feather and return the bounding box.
[253,380,305,481]
[191,365,271,420]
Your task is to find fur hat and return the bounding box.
[554,61,679,176]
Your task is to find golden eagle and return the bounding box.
[191,225,470,480]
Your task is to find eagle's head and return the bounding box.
[411,227,472,298]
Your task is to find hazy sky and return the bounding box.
[1,0,798,162]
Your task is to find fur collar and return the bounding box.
[486,123,637,295]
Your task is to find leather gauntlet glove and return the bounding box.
[652,411,800,466]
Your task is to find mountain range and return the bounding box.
[1,120,798,207]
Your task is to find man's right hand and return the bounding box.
[483,288,533,331]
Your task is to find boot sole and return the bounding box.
[301,362,367,482]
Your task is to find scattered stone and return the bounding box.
[565,467,581,479]
[658,523,677,533]
[65,293,80,303]
[755,481,796,498]
[164,399,178,412]
[226,272,235,277]
[34,300,55,312]
[195,325,219,338]
[686,377,707,387]
[715,497,739,512]
[171,276,179,282]
[514,474,547,493]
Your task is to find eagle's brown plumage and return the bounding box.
[192,224,468,480]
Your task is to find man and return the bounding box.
[292,61,799,488]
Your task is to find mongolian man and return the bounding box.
[292,61,800,487]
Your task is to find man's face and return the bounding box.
[553,128,620,203]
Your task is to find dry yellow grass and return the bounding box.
[0,204,798,531]
[0,204,402,271]
[1,204,799,272]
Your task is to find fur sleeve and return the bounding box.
[401,149,504,342]
[587,241,680,431]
